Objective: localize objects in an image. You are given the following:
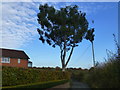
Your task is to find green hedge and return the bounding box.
[69,56,120,88]
[2,66,70,86]
[83,57,120,88]
[2,79,69,89]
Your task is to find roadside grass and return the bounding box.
[69,78,73,88]
[86,55,120,88]
[2,79,69,89]
[70,52,120,88]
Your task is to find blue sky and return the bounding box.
[1,2,118,69]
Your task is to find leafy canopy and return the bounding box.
[85,28,95,42]
[37,4,89,51]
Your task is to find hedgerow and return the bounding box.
[69,53,120,88]
[2,79,68,89]
[85,55,120,88]
[2,66,70,86]
[73,54,120,88]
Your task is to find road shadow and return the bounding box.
[69,77,90,90]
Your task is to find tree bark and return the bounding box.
[60,49,64,69]
[61,35,75,71]
[61,38,67,71]
[62,67,66,72]
[60,46,74,72]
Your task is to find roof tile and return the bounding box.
[0,48,30,59]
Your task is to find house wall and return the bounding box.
[0,58,28,68]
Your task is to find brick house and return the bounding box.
[0,48,32,68]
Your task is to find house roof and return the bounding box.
[0,48,30,59]
[28,61,32,63]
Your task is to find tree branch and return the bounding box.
[65,46,74,67]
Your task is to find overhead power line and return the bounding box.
[75,44,91,62]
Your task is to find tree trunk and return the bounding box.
[61,35,75,71]
[61,46,74,72]
[92,41,95,67]
[61,51,66,71]
[61,38,67,72]
[62,67,66,72]
[61,56,66,72]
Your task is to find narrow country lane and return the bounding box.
[45,82,70,90]
[70,79,90,90]
[46,78,90,90]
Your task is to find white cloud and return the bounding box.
[1,2,39,49]
[1,2,61,49]
[1,2,116,49]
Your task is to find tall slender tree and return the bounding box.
[37,4,94,71]
[85,28,95,67]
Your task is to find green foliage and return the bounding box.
[37,4,94,70]
[85,28,95,42]
[69,69,89,82]
[68,54,120,88]
[82,55,120,88]
[2,66,70,86]
[2,79,69,89]
[37,4,89,49]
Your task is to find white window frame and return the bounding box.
[18,59,20,64]
[1,57,10,63]
[28,61,32,67]
[28,63,32,67]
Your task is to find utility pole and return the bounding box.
[118,1,120,56]
[92,41,95,67]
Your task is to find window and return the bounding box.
[18,59,20,64]
[28,61,32,67]
[1,57,10,63]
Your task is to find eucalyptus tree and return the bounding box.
[37,4,93,71]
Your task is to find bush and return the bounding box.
[84,55,120,88]
[2,66,70,86]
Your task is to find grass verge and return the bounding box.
[2,79,69,89]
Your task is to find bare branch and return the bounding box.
[65,46,74,67]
